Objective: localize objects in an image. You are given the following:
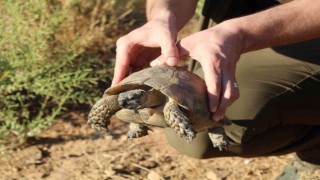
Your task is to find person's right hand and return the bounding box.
[112,12,179,86]
[176,21,242,122]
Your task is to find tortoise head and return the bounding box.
[117,89,148,110]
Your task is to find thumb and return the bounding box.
[160,40,179,66]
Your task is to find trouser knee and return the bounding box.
[164,128,211,159]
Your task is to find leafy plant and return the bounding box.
[0,0,142,144]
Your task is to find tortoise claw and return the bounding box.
[127,123,149,139]
[208,127,229,151]
[185,129,196,143]
[127,131,142,139]
[212,141,228,151]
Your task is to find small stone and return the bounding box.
[206,171,219,180]
[104,170,115,177]
[244,159,251,165]
[147,171,162,180]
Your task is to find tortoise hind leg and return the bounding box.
[163,98,195,143]
[208,127,229,151]
[127,123,149,139]
[208,117,231,151]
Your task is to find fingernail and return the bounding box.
[167,57,177,66]
[111,81,115,87]
[150,59,160,66]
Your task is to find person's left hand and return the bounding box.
[174,22,243,121]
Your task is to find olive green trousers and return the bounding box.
[164,39,320,165]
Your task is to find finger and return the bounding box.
[150,59,160,66]
[159,35,179,66]
[212,70,239,121]
[200,58,221,114]
[112,37,132,86]
[150,58,165,67]
[178,38,222,113]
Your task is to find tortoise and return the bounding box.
[88,65,231,150]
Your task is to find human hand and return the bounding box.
[112,12,179,86]
[177,22,243,121]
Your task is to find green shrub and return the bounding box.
[196,0,205,15]
[0,0,143,144]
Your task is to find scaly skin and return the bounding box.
[163,98,195,143]
[88,95,120,131]
[208,127,229,151]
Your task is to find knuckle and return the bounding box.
[167,43,177,51]
[161,44,175,52]
[116,37,126,47]
[161,40,176,51]
[225,89,240,101]
[116,36,131,49]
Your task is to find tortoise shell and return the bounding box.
[106,65,210,118]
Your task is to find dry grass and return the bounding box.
[61,0,146,59]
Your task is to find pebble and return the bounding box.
[206,171,219,180]
[147,171,163,180]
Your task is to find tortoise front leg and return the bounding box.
[88,95,120,131]
[163,98,195,143]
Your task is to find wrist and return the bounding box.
[148,7,173,20]
[218,19,248,54]
[148,9,176,24]
[148,9,178,34]
[146,0,197,32]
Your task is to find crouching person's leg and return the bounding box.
[164,40,320,166]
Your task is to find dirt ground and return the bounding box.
[0,111,293,180]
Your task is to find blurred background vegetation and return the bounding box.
[0,0,145,147]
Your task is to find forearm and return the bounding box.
[227,0,320,53]
[146,0,198,31]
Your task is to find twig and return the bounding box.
[120,174,135,180]
[114,174,133,180]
